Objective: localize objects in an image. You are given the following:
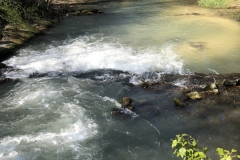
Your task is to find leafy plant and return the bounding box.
[172,134,240,160]
[0,0,34,31]
[0,0,50,32]
[172,134,208,160]
[198,0,233,8]
[217,148,240,160]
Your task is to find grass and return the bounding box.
[198,0,234,8]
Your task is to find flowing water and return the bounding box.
[1,0,240,159]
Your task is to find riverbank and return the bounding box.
[0,20,56,61]
[0,0,240,61]
[0,0,104,62]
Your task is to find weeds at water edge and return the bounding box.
[198,0,234,8]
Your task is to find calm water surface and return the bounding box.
[1,0,240,159]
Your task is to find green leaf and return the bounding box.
[237,155,240,158]
[187,149,193,155]
[231,149,237,153]
[173,149,177,154]
[183,141,188,146]
[225,150,231,154]
[226,156,232,160]
[179,148,186,158]
[198,152,206,158]
[192,140,197,146]
[177,136,181,142]
[182,134,188,137]
[194,152,199,157]
[172,140,178,148]
[217,148,224,156]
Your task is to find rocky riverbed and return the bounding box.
[112,73,240,123]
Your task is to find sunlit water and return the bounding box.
[1,0,240,159]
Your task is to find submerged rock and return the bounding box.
[112,108,124,115]
[0,78,18,85]
[128,105,135,111]
[203,83,217,91]
[199,89,219,98]
[223,79,236,86]
[186,91,202,100]
[174,98,184,107]
[66,11,80,16]
[112,96,135,114]
[91,9,102,13]
[0,78,10,83]
[189,41,207,50]
[142,82,149,88]
[66,9,103,16]
[236,79,240,86]
[0,31,3,40]
[121,97,132,107]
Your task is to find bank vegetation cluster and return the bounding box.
[0,0,56,39]
[198,0,235,8]
[0,0,237,39]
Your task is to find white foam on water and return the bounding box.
[0,102,98,159]
[3,36,183,79]
[208,68,219,74]
[0,78,98,160]
[101,96,138,117]
[173,79,189,88]
[0,119,98,159]
[102,96,122,108]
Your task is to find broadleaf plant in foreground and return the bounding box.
[172,134,240,160]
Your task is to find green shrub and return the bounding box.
[0,0,35,31]
[198,0,233,8]
[172,134,208,159]
[0,0,52,32]
[217,148,240,160]
[171,134,240,160]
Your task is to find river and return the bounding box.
[0,0,240,159]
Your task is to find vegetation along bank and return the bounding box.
[0,0,103,61]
